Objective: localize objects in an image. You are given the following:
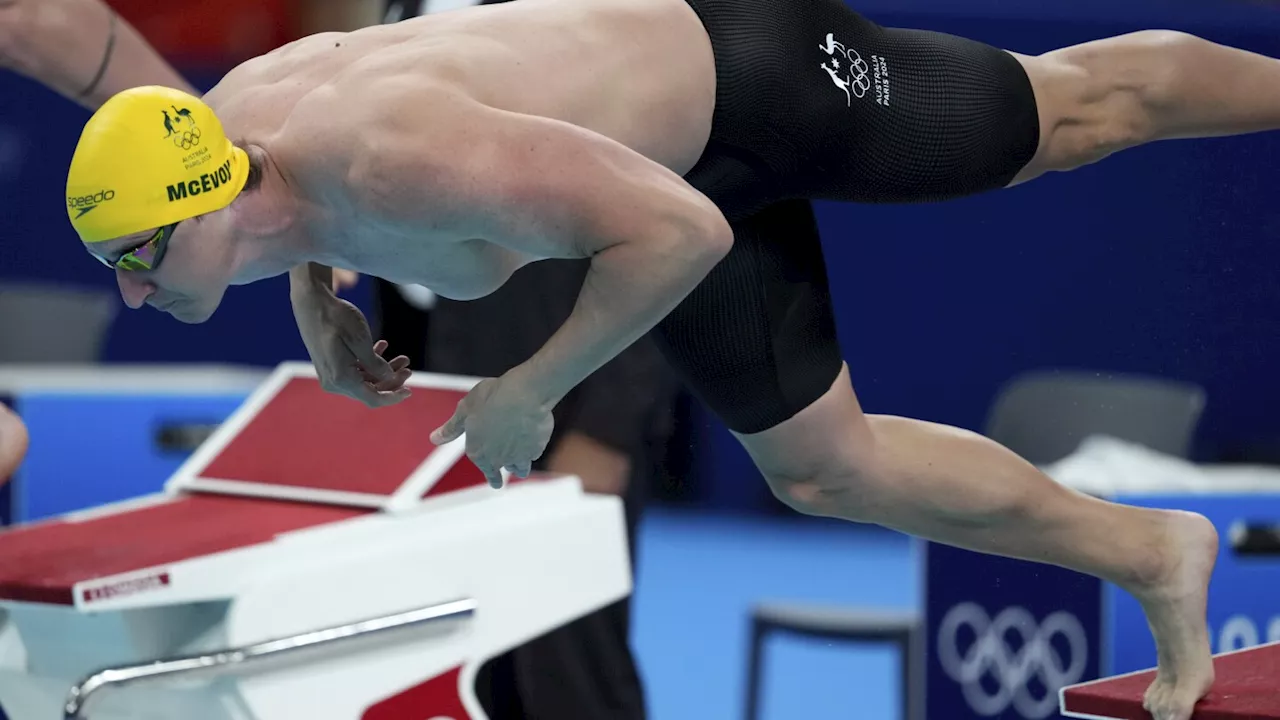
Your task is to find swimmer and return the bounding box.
[62,0,1280,715]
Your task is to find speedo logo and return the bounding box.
[66,189,116,219]
[166,159,233,203]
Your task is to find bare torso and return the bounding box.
[203,0,716,298]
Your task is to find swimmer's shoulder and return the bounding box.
[202,46,285,109]
[203,31,352,110]
[284,79,502,230]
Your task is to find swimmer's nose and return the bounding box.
[116,270,157,309]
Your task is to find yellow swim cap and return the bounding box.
[65,86,250,243]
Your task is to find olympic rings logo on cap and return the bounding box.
[174,126,201,151]
[937,602,1088,719]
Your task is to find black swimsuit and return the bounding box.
[656,0,1040,432]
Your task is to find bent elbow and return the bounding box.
[0,8,19,70]
[687,207,733,268]
[0,1,40,74]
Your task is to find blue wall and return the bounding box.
[4,1,1280,511]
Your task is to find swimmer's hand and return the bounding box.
[430,369,555,489]
[290,264,413,408]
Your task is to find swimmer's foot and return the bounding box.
[1131,511,1218,720]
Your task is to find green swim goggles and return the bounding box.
[94,221,179,272]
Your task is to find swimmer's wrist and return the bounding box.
[509,359,571,411]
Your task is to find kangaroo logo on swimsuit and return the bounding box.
[819,33,872,106]
[162,106,201,151]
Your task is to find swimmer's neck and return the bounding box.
[226,144,344,284]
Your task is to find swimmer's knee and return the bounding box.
[1028,30,1203,172]
[739,365,883,518]
[761,453,882,521]
[764,470,849,518]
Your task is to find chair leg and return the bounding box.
[744,619,769,720]
[899,632,911,720]
[904,627,922,720]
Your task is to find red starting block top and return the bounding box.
[0,493,366,605]
[0,363,502,607]
[1061,641,1280,719]
[171,363,488,510]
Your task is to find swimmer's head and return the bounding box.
[65,86,252,323]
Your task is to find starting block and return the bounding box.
[0,362,632,720]
[1061,641,1280,719]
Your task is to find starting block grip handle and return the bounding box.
[63,597,478,719]
[1229,521,1280,557]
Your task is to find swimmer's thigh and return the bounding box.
[719,0,1045,202]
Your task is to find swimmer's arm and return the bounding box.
[408,104,734,406]
[290,263,334,298]
[0,0,195,110]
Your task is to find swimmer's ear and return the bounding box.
[230,141,265,194]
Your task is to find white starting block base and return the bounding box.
[0,364,631,720]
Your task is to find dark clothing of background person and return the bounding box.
[372,257,675,720]
[370,8,677,709]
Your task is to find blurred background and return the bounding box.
[3,0,1280,719]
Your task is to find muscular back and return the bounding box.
[205,0,715,172]
[198,0,718,298]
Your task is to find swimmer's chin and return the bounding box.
[230,262,295,286]
[165,304,217,324]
